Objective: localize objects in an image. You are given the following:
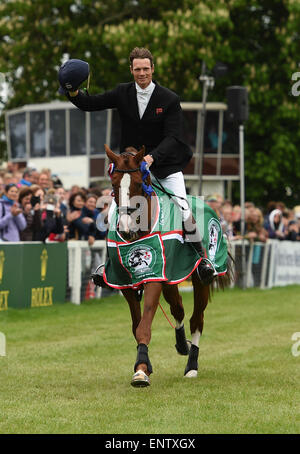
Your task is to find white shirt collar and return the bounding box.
[135,81,155,95]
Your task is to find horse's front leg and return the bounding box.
[131,282,162,387]
[121,288,142,340]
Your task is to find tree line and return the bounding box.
[0,0,299,206]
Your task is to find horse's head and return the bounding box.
[105,144,153,240]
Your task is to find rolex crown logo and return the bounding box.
[0,250,5,284]
[40,248,48,281]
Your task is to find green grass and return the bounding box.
[0,285,299,434]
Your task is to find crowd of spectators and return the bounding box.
[205,194,300,242]
[0,162,112,244]
[1,161,300,244]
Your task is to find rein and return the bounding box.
[151,179,190,213]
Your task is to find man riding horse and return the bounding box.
[58,47,216,285]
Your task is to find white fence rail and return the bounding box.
[67,240,107,304]
[66,239,300,304]
[229,239,300,289]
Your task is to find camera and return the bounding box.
[44,193,58,209]
[30,195,40,207]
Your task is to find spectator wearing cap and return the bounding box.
[205,194,222,217]
[285,220,300,241]
[51,174,63,189]
[0,184,27,242]
[18,168,35,187]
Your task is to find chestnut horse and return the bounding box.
[102,144,231,387]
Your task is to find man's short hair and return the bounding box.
[129,47,154,67]
[23,167,34,178]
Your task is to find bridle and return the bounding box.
[114,166,140,174]
[109,154,152,217]
[112,151,140,174]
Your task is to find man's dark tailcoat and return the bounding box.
[67,81,192,179]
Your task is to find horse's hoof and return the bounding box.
[184,369,198,378]
[131,370,150,387]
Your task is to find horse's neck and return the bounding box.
[137,193,156,238]
[128,192,158,242]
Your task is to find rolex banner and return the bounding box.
[0,242,67,310]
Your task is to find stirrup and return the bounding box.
[90,264,111,289]
[196,257,217,285]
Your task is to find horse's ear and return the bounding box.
[104,144,119,164]
[134,145,146,164]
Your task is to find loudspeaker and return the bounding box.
[226,86,249,123]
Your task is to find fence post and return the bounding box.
[0,332,6,357]
[260,241,269,289]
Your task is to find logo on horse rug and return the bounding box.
[207,218,221,263]
[128,245,155,273]
[117,234,167,285]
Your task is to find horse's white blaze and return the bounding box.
[119,173,131,233]
[120,173,130,203]
[191,329,201,348]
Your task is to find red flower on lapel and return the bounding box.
[156,108,163,114]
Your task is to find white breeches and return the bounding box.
[108,170,191,224]
[151,171,191,222]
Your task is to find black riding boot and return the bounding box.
[91,263,143,300]
[183,216,216,286]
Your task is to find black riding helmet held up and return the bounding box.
[58,59,89,95]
